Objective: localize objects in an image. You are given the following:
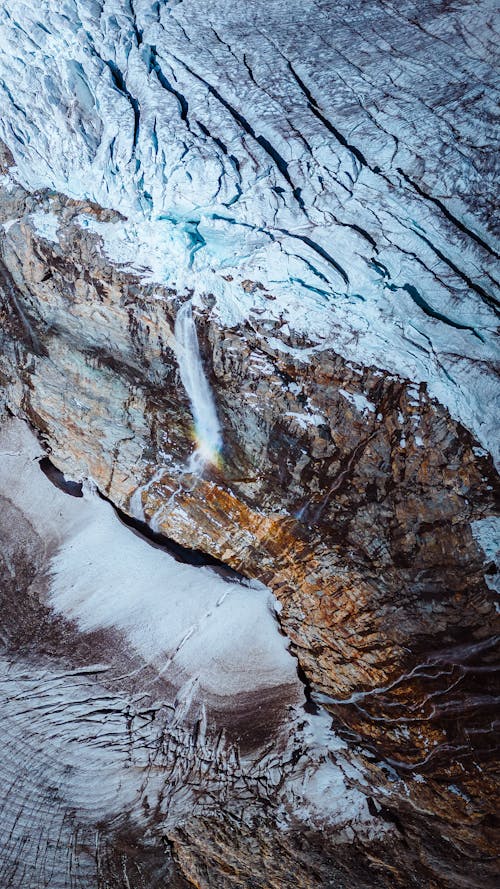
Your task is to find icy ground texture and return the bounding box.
[0,417,381,865]
[0,0,499,459]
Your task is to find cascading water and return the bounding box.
[129,304,221,522]
[174,301,222,472]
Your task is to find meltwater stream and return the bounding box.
[174,301,222,471]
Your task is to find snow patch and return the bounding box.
[49,502,290,697]
[30,209,61,243]
[338,388,376,415]
[471,516,500,593]
[285,410,325,429]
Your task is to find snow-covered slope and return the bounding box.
[0,0,498,458]
[0,418,383,886]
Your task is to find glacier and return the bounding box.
[0,0,498,461]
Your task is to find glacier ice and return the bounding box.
[0,0,498,460]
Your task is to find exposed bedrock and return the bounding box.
[0,0,499,885]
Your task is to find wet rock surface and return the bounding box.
[0,0,499,886]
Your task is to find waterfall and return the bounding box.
[174,302,222,470]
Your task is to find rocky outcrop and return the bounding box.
[0,1,499,886]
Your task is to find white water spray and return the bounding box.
[129,303,222,519]
[174,302,222,471]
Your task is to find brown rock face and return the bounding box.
[0,173,498,887]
